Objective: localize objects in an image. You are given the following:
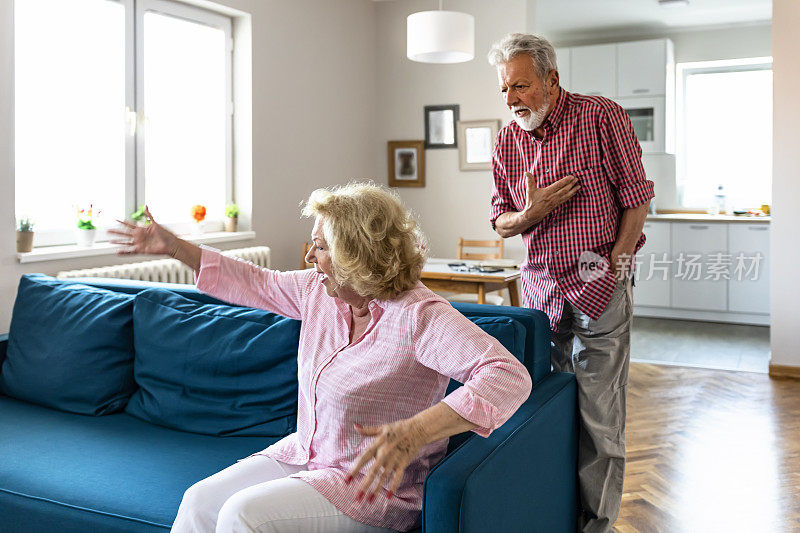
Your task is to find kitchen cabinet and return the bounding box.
[554,47,571,91]
[633,218,770,325]
[557,38,673,153]
[635,221,671,307]
[616,39,672,97]
[570,44,616,98]
[671,223,728,311]
[728,224,770,314]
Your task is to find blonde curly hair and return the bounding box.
[301,182,428,300]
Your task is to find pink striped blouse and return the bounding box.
[194,245,532,531]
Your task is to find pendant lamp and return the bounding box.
[407,1,474,64]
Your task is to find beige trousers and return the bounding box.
[551,275,633,533]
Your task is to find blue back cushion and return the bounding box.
[0,274,136,415]
[125,288,300,437]
[445,316,526,397]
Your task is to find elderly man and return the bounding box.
[487,33,654,533]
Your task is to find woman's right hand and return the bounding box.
[109,205,177,257]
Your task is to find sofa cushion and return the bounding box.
[0,274,136,416]
[0,394,276,531]
[444,315,526,397]
[453,302,551,386]
[472,315,525,362]
[125,288,300,437]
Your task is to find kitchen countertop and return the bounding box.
[646,213,771,223]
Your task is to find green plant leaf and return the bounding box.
[131,204,146,220]
[77,220,96,230]
[225,204,240,217]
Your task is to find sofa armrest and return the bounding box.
[422,372,578,533]
[0,333,7,369]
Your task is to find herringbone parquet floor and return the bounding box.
[616,363,800,533]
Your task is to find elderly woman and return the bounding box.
[110,183,531,533]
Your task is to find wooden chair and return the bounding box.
[457,238,504,261]
[301,242,314,270]
[447,237,507,305]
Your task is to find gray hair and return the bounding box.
[487,33,558,80]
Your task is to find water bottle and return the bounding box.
[713,185,727,215]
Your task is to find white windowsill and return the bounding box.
[17,231,256,264]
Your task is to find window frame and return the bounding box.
[14,0,234,246]
[675,56,773,208]
[134,0,234,235]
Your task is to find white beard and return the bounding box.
[511,101,549,131]
[510,87,551,131]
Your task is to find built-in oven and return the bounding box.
[616,96,669,154]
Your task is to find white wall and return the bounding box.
[770,0,800,369]
[374,0,528,264]
[0,0,379,333]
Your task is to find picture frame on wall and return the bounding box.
[424,104,460,149]
[457,119,501,171]
[388,140,425,187]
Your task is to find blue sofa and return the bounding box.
[0,274,578,533]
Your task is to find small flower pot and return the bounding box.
[224,216,238,232]
[16,230,34,253]
[76,229,97,247]
[192,221,206,235]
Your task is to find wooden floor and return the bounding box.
[616,363,800,533]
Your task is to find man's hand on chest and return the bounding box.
[524,171,581,224]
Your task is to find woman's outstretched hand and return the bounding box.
[346,419,427,503]
[109,205,177,257]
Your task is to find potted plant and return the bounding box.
[130,205,151,227]
[16,217,34,253]
[224,203,240,232]
[191,204,207,235]
[76,204,99,247]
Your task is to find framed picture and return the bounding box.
[457,119,501,171]
[388,140,425,187]
[424,104,460,149]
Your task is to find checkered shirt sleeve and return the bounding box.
[600,102,655,208]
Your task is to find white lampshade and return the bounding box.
[407,10,474,64]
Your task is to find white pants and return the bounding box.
[171,455,397,533]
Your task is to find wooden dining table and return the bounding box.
[421,258,521,306]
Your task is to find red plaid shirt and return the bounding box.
[490,89,655,331]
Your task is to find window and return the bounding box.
[676,58,772,210]
[15,0,232,246]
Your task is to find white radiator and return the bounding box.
[56,246,271,284]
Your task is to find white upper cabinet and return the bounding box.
[616,39,673,97]
[557,38,674,153]
[554,47,571,91]
[570,44,616,98]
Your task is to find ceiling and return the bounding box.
[533,0,771,42]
